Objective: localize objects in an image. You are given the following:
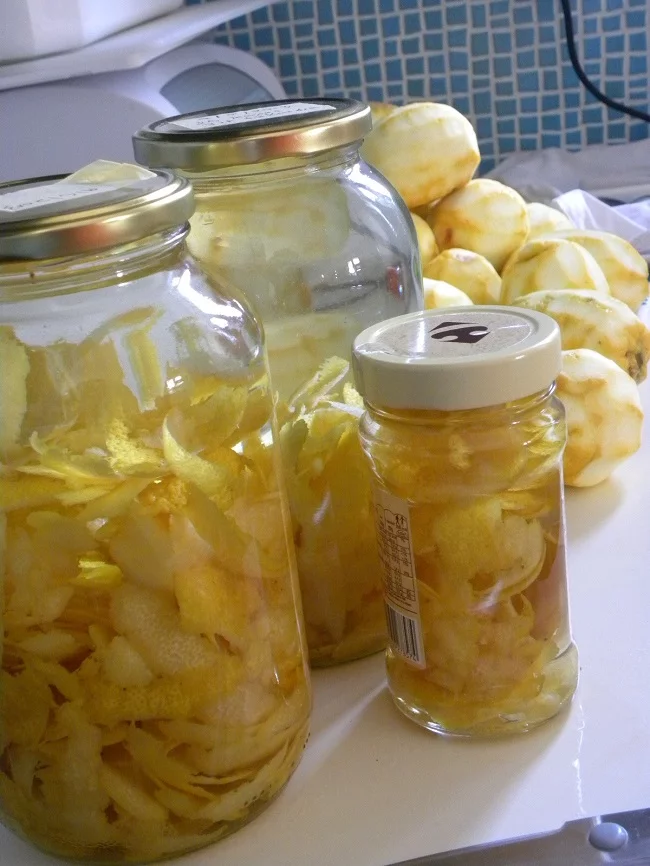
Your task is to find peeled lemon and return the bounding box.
[411,212,438,266]
[500,238,610,304]
[369,101,397,125]
[361,102,480,209]
[514,289,650,383]
[526,202,574,239]
[427,179,529,272]
[558,348,643,487]
[546,229,649,312]
[423,248,501,305]
[423,278,474,309]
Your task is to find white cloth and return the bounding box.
[552,189,650,259]
[486,139,650,204]
[486,140,650,258]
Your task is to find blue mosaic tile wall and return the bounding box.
[188,0,650,172]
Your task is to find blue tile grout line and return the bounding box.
[186,0,649,173]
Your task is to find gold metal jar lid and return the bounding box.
[0,169,193,261]
[132,98,372,171]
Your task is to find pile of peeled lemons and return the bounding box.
[363,100,649,488]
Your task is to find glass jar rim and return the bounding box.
[133,98,372,172]
[0,170,193,261]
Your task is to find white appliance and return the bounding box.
[0,0,184,62]
[0,4,286,182]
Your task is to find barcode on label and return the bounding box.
[385,602,425,667]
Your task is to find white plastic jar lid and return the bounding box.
[352,306,561,411]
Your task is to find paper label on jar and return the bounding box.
[373,486,426,668]
[171,102,337,131]
[0,182,117,213]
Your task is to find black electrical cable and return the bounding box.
[559,0,650,123]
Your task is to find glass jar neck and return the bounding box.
[0,225,188,300]
[365,385,558,428]
[184,142,361,191]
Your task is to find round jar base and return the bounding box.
[388,642,579,738]
[0,720,310,865]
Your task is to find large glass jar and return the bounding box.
[133,99,423,666]
[353,308,579,737]
[0,168,310,862]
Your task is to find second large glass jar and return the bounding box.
[134,99,423,665]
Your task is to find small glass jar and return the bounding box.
[353,308,579,737]
[0,168,310,862]
[133,99,423,666]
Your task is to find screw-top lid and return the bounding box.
[0,165,193,261]
[352,307,561,411]
[132,98,372,171]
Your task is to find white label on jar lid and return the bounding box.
[0,182,117,213]
[384,310,534,359]
[373,486,426,669]
[171,102,337,131]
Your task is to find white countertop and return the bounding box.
[2,380,649,866]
